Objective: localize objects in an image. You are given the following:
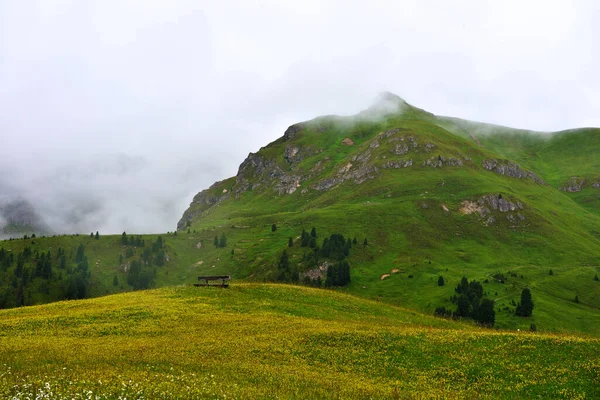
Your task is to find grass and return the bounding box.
[2,111,600,336]
[1,283,599,399]
[1,96,599,338]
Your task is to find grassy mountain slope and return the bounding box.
[1,284,599,399]
[173,94,600,334]
[1,94,599,336]
[435,116,600,216]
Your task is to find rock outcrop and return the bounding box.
[312,149,379,191]
[177,180,231,230]
[283,123,304,141]
[559,177,587,192]
[482,159,545,184]
[459,194,525,226]
[423,156,464,168]
[382,159,413,169]
[235,153,284,194]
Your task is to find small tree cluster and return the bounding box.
[325,261,351,287]
[213,233,227,248]
[301,229,316,248]
[127,259,154,290]
[448,277,495,326]
[320,234,351,261]
[121,232,145,247]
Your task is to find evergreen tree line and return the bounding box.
[121,232,146,247]
[0,243,91,309]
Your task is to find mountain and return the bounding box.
[177,92,600,333]
[0,191,51,237]
[0,93,598,336]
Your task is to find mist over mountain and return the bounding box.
[1,1,599,235]
[0,153,228,235]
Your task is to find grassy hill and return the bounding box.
[173,94,600,335]
[1,283,598,399]
[435,117,600,216]
[1,93,599,337]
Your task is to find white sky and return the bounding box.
[1,0,598,233]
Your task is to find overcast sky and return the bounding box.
[1,0,599,234]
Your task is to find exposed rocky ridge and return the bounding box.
[312,148,379,191]
[283,123,304,141]
[177,180,232,230]
[235,153,285,194]
[482,159,546,184]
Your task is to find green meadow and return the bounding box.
[1,284,599,399]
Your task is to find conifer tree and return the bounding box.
[301,229,310,247]
[310,227,317,238]
[75,244,85,263]
[288,237,293,247]
[475,298,495,326]
[516,288,534,317]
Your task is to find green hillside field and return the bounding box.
[1,283,599,399]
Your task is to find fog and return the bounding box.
[1,0,599,234]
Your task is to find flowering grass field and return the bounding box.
[0,283,598,399]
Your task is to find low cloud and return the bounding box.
[0,1,598,234]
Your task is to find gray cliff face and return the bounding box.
[235,153,284,194]
[482,159,546,185]
[283,123,304,141]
